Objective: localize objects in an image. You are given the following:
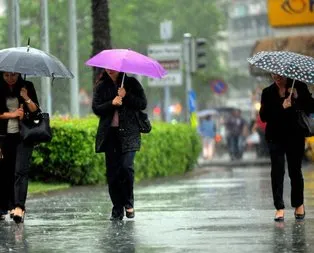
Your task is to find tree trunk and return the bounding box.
[91,0,111,83]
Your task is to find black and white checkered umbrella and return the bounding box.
[247,51,314,84]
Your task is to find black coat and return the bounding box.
[0,80,39,136]
[92,75,147,153]
[259,80,314,141]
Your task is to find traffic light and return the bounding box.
[191,38,207,72]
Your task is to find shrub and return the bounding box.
[30,116,201,185]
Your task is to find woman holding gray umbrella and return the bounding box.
[92,69,147,221]
[0,71,39,223]
[260,74,314,222]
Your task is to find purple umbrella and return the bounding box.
[85,49,167,79]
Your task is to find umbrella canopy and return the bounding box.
[197,109,218,117]
[247,51,314,84]
[0,46,74,78]
[85,49,167,79]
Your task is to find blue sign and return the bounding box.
[188,90,197,113]
[210,80,227,95]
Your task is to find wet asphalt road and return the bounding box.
[1,164,314,253]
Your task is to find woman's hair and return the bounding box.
[95,70,125,87]
[0,72,24,97]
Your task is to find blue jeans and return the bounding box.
[227,135,244,160]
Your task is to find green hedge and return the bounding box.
[30,116,201,185]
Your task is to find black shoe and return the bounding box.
[295,211,305,221]
[13,215,24,224]
[110,208,123,221]
[294,205,305,221]
[274,216,284,222]
[13,209,25,224]
[110,214,123,221]
[126,209,135,219]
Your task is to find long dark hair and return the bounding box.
[94,70,125,88]
[0,72,24,97]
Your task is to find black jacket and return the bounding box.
[259,80,314,141]
[92,75,147,153]
[0,80,39,136]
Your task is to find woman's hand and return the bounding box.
[13,107,24,119]
[112,96,122,106]
[20,87,30,101]
[283,97,292,109]
[118,88,126,98]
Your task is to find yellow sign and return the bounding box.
[190,112,198,128]
[268,0,314,27]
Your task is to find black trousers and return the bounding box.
[15,140,33,211]
[267,137,305,210]
[105,128,136,216]
[0,133,33,212]
[0,133,20,211]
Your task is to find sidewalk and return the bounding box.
[197,151,271,168]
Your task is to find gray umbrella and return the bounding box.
[247,51,314,84]
[0,46,74,78]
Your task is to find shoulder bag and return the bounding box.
[135,111,152,134]
[296,110,314,137]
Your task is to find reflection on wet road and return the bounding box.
[1,165,313,252]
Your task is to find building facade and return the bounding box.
[227,0,272,73]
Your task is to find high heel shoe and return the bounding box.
[125,209,135,219]
[274,209,284,222]
[294,206,305,221]
[13,208,25,224]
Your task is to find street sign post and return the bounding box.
[210,79,228,95]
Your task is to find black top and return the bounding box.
[92,74,147,153]
[259,79,314,141]
[0,80,39,136]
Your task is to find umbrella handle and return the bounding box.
[289,79,296,99]
[121,72,125,88]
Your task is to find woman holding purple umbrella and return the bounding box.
[92,69,147,221]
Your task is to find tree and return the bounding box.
[91,0,111,83]
[0,0,225,115]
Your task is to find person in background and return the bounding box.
[225,109,247,160]
[260,74,314,222]
[198,115,216,160]
[0,72,39,223]
[92,69,147,221]
[253,113,268,157]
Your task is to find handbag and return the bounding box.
[135,111,152,134]
[296,110,314,137]
[20,110,52,143]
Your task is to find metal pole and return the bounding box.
[184,33,192,122]
[164,85,171,122]
[40,0,52,115]
[8,0,20,47]
[163,40,171,123]
[68,0,79,116]
[14,0,20,46]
